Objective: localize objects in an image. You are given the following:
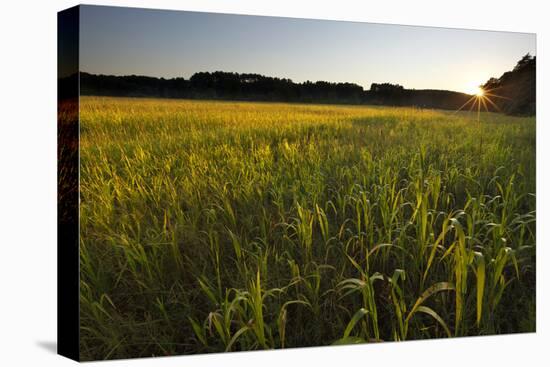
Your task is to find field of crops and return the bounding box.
[78,96,535,360]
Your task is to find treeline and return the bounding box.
[482,54,536,115]
[70,55,535,115]
[79,71,366,104]
[365,83,475,111]
[77,71,473,111]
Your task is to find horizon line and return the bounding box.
[75,70,477,96]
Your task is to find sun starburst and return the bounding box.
[455,85,507,122]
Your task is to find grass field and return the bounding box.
[78,96,535,360]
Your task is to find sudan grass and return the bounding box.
[79,97,535,360]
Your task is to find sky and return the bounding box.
[79,5,536,94]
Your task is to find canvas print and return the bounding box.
[58,5,536,361]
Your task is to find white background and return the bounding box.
[0,0,547,365]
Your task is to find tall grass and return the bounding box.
[78,97,535,360]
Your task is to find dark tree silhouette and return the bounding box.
[482,54,536,115]
[74,57,535,116]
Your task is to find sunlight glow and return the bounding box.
[454,85,506,123]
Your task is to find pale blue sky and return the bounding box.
[79,5,536,94]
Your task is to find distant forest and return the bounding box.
[61,54,535,115]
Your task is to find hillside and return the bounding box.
[482,54,536,115]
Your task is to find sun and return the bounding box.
[475,86,484,97]
[456,83,505,122]
[466,85,485,97]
